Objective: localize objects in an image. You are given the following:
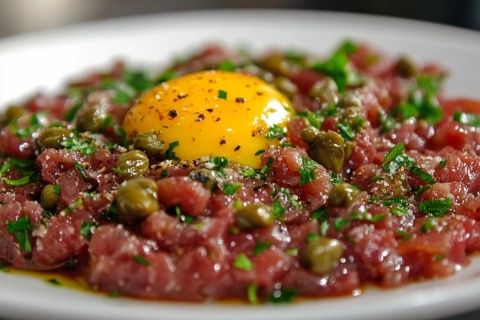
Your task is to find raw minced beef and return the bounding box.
[0,40,480,303]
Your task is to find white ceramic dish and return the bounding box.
[0,9,480,320]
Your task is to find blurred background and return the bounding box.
[0,0,479,38]
[0,1,479,320]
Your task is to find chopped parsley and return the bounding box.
[382,144,405,167]
[165,140,180,161]
[299,156,318,186]
[254,149,265,156]
[393,74,444,125]
[247,283,258,304]
[175,206,195,224]
[396,229,412,240]
[279,187,302,209]
[0,158,36,187]
[297,110,323,129]
[253,241,271,255]
[47,278,61,286]
[74,162,87,179]
[218,89,228,100]
[418,198,453,217]
[242,167,257,178]
[123,70,154,93]
[311,207,328,221]
[377,110,396,134]
[233,253,253,271]
[268,288,298,304]
[133,255,151,266]
[337,122,356,141]
[310,39,362,92]
[218,59,236,71]
[333,217,350,231]
[211,156,229,169]
[4,176,31,187]
[156,69,177,83]
[453,111,480,127]
[330,172,342,185]
[382,144,436,188]
[223,182,241,195]
[266,124,286,140]
[6,216,34,253]
[437,158,448,169]
[306,232,319,243]
[421,217,437,233]
[272,200,285,220]
[11,113,46,138]
[410,165,435,184]
[61,135,96,156]
[80,221,97,240]
[259,157,273,177]
[100,78,135,104]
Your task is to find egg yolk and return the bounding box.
[123,70,293,168]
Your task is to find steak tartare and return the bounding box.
[1,40,480,303]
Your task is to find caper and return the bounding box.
[116,177,159,220]
[133,132,164,158]
[395,56,417,78]
[302,129,346,173]
[341,107,365,131]
[274,76,297,99]
[4,106,25,124]
[338,93,362,109]
[189,169,218,191]
[40,184,60,210]
[309,78,339,105]
[75,104,107,132]
[328,183,358,207]
[37,127,71,149]
[304,237,345,275]
[235,203,274,229]
[259,54,292,76]
[116,150,149,179]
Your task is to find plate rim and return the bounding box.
[0,9,480,320]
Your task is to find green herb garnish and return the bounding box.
[253,241,271,256]
[6,216,34,253]
[268,288,298,304]
[266,124,286,140]
[272,200,285,220]
[165,140,180,161]
[418,198,453,217]
[453,111,480,127]
[247,283,258,304]
[299,156,318,186]
[133,255,151,266]
[218,89,228,100]
[61,135,96,156]
[80,221,96,240]
[223,182,241,195]
[233,253,253,271]
[218,59,236,71]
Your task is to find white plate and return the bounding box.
[0,9,480,320]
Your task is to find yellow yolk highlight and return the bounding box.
[123,70,293,168]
